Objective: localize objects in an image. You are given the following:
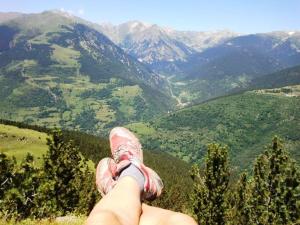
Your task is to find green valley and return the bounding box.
[128,85,300,170]
[0,11,174,134]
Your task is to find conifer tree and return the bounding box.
[16,153,41,218]
[228,172,252,225]
[35,129,92,217]
[251,137,300,224]
[0,153,16,200]
[0,153,18,218]
[191,144,230,225]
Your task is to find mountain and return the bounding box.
[99,21,300,104]
[0,12,23,23]
[99,21,236,74]
[184,31,300,79]
[127,85,300,170]
[0,11,174,134]
[245,64,300,90]
[168,31,300,104]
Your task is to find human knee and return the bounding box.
[86,209,121,225]
[167,212,198,225]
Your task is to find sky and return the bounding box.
[0,0,299,34]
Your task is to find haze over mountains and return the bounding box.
[98,18,300,103]
[98,21,236,74]
[0,10,300,167]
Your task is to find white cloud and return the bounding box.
[59,8,74,15]
[59,7,85,17]
[78,9,85,15]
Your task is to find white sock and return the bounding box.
[119,164,145,191]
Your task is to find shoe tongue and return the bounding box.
[116,160,131,174]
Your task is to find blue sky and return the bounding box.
[1,0,299,33]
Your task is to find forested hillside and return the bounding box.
[128,86,300,170]
[0,11,173,134]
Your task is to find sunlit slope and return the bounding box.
[129,86,300,170]
[0,124,48,163]
[0,11,173,134]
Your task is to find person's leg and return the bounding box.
[139,204,197,225]
[86,176,141,225]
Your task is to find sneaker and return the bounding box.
[140,165,164,201]
[109,127,164,200]
[109,127,143,163]
[96,157,117,197]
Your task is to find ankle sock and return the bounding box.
[119,164,145,191]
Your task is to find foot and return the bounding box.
[96,157,117,196]
[109,127,164,200]
[109,127,143,163]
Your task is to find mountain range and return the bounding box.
[98,21,236,74]
[0,10,300,168]
[98,20,300,103]
[0,11,173,133]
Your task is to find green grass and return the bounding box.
[126,122,156,137]
[51,44,80,66]
[0,71,168,133]
[0,124,95,170]
[0,216,86,225]
[0,124,48,165]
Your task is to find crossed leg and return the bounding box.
[86,176,142,225]
[86,176,197,225]
[140,204,197,225]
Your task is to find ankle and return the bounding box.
[119,164,145,192]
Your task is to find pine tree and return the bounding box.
[35,129,92,217]
[16,153,41,218]
[191,144,230,225]
[0,153,18,218]
[0,153,16,200]
[251,137,300,224]
[228,172,253,225]
[251,154,270,224]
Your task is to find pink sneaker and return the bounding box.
[109,127,143,163]
[109,127,164,200]
[96,157,117,196]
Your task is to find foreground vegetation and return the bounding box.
[1,121,299,224]
[0,216,85,225]
[0,121,193,216]
[191,137,300,224]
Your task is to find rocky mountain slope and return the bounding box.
[0,11,174,133]
[99,21,300,104]
[99,21,236,74]
[167,31,300,104]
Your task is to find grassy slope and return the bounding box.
[0,124,48,164]
[0,12,173,134]
[129,86,300,171]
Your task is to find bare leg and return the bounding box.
[139,204,197,225]
[86,177,142,225]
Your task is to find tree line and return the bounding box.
[191,137,300,224]
[0,120,299,224]
[0,130,97,220]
